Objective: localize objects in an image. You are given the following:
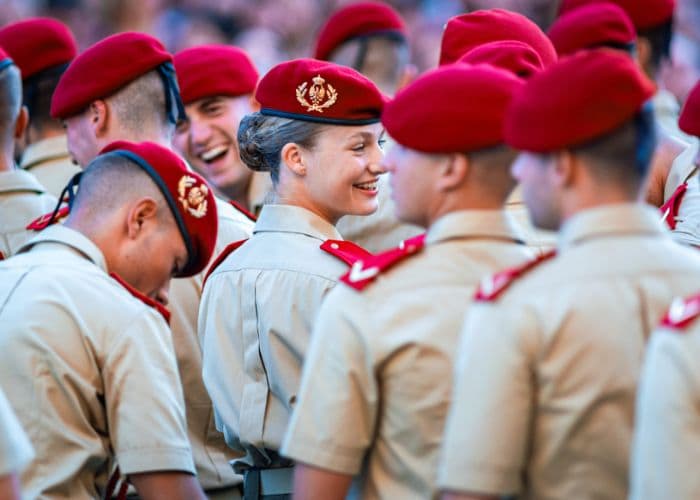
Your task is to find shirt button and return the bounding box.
[331,243,340,249]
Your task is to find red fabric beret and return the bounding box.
[458,40,544,78]
[505,49,655,152]
[98,140,218,277]
[314,1,406,61]
[548,3,636,56]
[679,81,700,137]
[439,9,557,67]
[256,58,384,125]
[382,64,523,153]
[0,18,76,80]
[174,45,259,105]
[51,32,172,119]
[559,0,675,30]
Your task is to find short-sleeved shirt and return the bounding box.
[438,204,700,500]
[20,135,82,199]
[282,210,533,500]
[0,387,34,477]
[0,168,56,257]
[200,204,351,470]
[630,319,700,499]
[0,225,194,498]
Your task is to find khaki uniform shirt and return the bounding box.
[282,211,533,500]
[168,197,254,490]
[0,225,194,499]
[20,135,81,199]
[438,204,700,500]
[0,169,56,257]
[200,204,350,470]
[0,387,34,476]
[664,139,700,246]
[630,315,700,500]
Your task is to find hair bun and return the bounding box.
[238,113,271,172]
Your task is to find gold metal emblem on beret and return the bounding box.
[178,175,208,218]
[296,74,338,113]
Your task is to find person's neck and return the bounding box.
[0,146,15,172]
[220,181,252,209]
[424,191,506,227]
[27,125,65,143]
[559,189,640,227]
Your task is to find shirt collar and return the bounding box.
[254,204,343,241]
[0,169,48,194]
[426,210,525,245]
[558,203,666,252]
[20,135,71,171]
[19,225,108,272]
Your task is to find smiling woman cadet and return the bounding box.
[198,58,386,499]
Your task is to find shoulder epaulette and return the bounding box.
[660,294,700,331]
[474,249,556,302]
[660,182,687,230]
[26,205,71,231]
[229,200,257,222]
[203,239,248,286]
[109,272,171,324]
[339,233,426,291]
[321,239,373,268]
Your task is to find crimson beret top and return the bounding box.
[382,64,523,153]
[679,81,700,137]
[314,1,407,61]
[548,3,636,56]
[558,0,675,31]
[98,140,218,277]
[256,58,384,125]
[51,32,172,119]
[458,40,544,79]
[174,45,259,105]
[504,49,655,152]
[439,9,557,66]
[0,18,77,80]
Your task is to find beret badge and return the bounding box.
[178,175,209,218]
[296,74,338,113]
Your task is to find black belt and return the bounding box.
[242,467,294,500]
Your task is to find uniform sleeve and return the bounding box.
[103,308,195,476]
[281,286,377,474]
[630,329,700,500]
[0,387,34,476]
[438,300,539,495]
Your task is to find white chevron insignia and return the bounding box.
[348,261,379,283]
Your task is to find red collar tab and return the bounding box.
[203,239,248,287]
[321,239,373,267]
[26,205,71,231]
[109,272,171,324]
[0,251,5,261]
[660,294,700,331]
[475,249,556,302]
[339,233,426,291]
[660,182,688,230]
[229,200,257,222]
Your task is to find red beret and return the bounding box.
[458,40,544,78]
[174,45,259,105]
[314,1,407,61]
[559,0,675,31]
[0,18,76,80]
[679,81,700,137]
[439,9,557,67]
[505,49,655,152]
[548,3,636,56]
[51,32,172,119]
[98,141,218,277]
[382,64,523,153]
[256,58,384,125]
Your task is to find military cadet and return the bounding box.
[281,63,533,500]
[0,48,56,258]
[0,140,215,499]
[0,18,81,198]
[199,59,384,498]
[438,49,700,500]
[0,387,33,500]
[173,45,269,216]
[50,32,253,498]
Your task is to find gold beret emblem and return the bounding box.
[296,74,338,113]
[178,175,208,218]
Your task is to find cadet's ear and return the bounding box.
[14,106,28,140]
[437,153,469,191]
[552,150,576,188]
[89,99,109,138]
[636,37,652,75]
[280,142,307,177]
[126,197,159,239]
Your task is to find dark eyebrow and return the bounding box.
[196,96,224,110]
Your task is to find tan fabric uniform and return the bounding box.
[505,186,557,255]
[630,313,700,500]
[664,139,700,246]
[0,386,34,477]
[438,204,700,500]
[20,135,82,199]
[0,225,194,499]
[200,204,351,470]
[0,168,56,257]
[281,210,533,500]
